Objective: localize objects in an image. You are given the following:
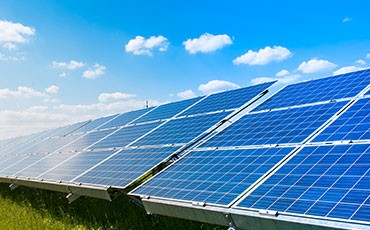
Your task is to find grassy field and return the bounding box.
[0,184,220,230]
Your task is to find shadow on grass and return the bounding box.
[0,183,221,229]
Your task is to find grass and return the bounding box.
[0,184,220,230]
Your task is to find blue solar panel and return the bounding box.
[202,102,346,147]
[0,154,45,176]
[255,69,370,111]
[313,98,370,142]
[98,108,151,130]
[131,147,293,206]
[74,114,118,134]
[60,129,118,152]
[134,97,203,123]
[134,112,231,146]
[38,150,117,181]
[181,82,275,116]
[90,122,163,149]
[73,146,181,187]
[238,144,370,222]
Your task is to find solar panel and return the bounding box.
[313,98,370,142]
[254,69,370,111]
[201,102,346,147]
[97,108,152,130]
[133,112,231,146]
[73,114,118,134]
[134,97,203,123]
[73,146,181,188]
[237,144,370,222]
[131,147,294,206]
[37,150,117,181]
[0,154,45,176]
[90,122,163,149]
[181,81,275,116]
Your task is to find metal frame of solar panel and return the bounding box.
[0,81,274,203]
[130,69,370,230]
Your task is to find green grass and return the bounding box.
[0,184,220,230]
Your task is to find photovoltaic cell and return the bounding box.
[238,144,370,222]
[0,154,45,176]
[131,147,294,206]
[73,147,181,187]
[313,98,370,142]
[181,81,275,116]
[202,102,346,147]
[90,122,163,149]
[73,114,118,134]
[134,112,231,146]
[255,69,370,111]
[59,129,118,152]
[38,150,117,181]
[98,108,151,130]
[134,97,203,123]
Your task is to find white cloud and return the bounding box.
[183,33,232,54]
[52,60,84,69]
[0,20,35,49]
[233,46,292,65]
[333,66,364,75]
[177,90,196,99]
[366,54,370,59]
[251,74,301,85]
[82,64,106,79]
[45,85,59,94]
[275,69,290,77]
[59,72,67,77]
[0,86,46,99]
[198,80,239,94]
[125,35,169,56]
[98,92,136,102]
[297,58,337,73]
[0,52,26,61]
[356,59,366,66]
[342,17,352,23]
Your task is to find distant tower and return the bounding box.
[145,100,149,108]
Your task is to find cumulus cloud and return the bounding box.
[82,64,106,79]
[356,59,366,66]
[297,58,337,73]
[366,54,370,59]
[98,92,136,102]
[59,72,67,77]
[0,20,35,49]
[251,74,301,85]
[183,33,232,54]
[125,35,169,56]
[275,69,290,77]
[177,90,196,99]
[342,17,352,23]
[198,80,239,94]
[0,86,46,99]
[0,52,26,61]
[333,66,364,75]
[45,85,59,94]
[52,60,84,69]
[233,46,292,65]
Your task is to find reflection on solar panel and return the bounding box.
[134,112,231,146]
[237,144,370,222]
[255,69,370,111]
[74,114,118,134]
[91,122,163,149]
[74,147,181,187]
[131,147,293,205]
[202,102,346,147]
[98,108,151,130]
[135,97,203,123]
[182,81,275,116]
[313,98,370,142]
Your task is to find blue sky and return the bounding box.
[0,0,370,138]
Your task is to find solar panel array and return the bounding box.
[0,81,274,192]
[132,69,370,226]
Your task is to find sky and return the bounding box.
[0,0,370,139]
